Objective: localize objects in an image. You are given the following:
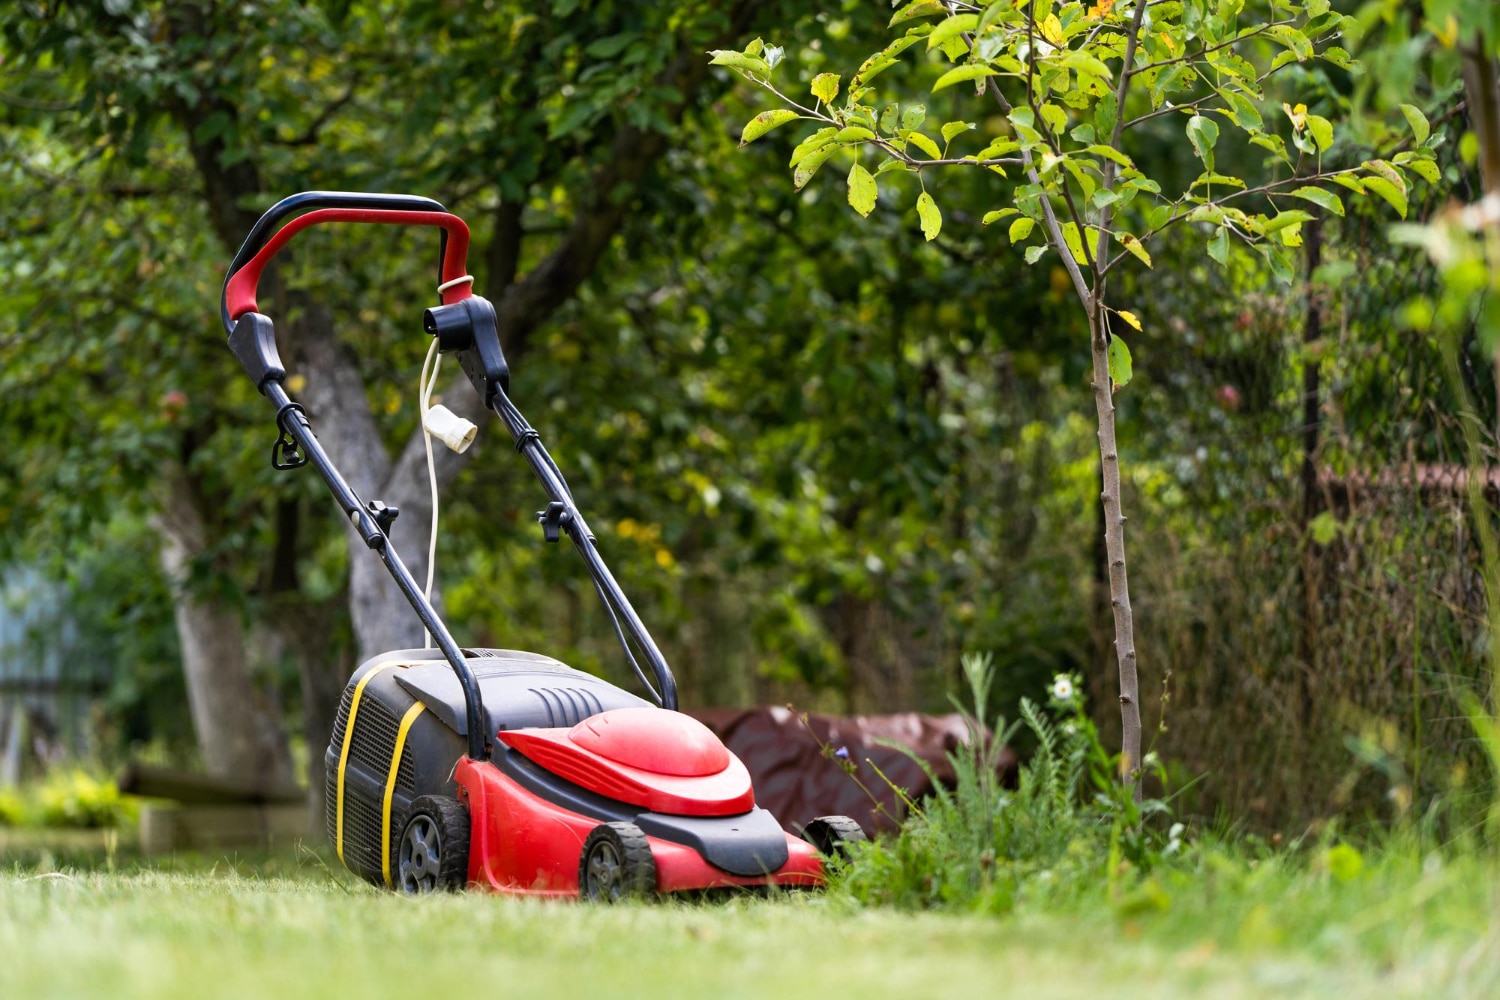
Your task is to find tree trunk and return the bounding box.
[1297,213,1323,726]
[154,461,294,787]
[1089,310,1142,785]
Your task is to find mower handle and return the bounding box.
[219,191,473,333]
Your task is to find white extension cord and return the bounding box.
[418,338,478,647]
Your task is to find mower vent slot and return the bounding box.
[527,686,605,728]
[324,685,416,878]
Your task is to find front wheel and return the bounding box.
[579,821,657,902]
[396,795,470,894]
[800,815,867,860]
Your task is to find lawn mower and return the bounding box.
[219,191,864,898]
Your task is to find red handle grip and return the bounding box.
[223,208,473,322]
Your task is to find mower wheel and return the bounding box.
[579,821,657,903]
[800,815,867,860]
[396,795,470,894]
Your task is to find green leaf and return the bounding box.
[1310,511,1339,546]
[901,105,927,131]
[1039,103,1068,138]
[1024,244,1048,264]
[906,131,942,159]
[1120,234,1152,268]
[1361,175,1407,218]
[740,110,799,146]
[916,192,942,241]
[1404,158,1441,185]
[1400,104,1430,146]
[1186,115,1219,172]
[1222,91,1263,132]
[1094,92,1118,142]
[1322,46,1352,70]
[932,65,998,92]
[1285,186,1344,217]
[1268,24,1313,61]
[940,121,974,144]
[1328,173,1366,194]
[793,145,839,190]
[847,163,878,217]
[1207,226,1229,266]
[1190,172,1248,190]
[835,126,876,143]
[709,50,771,77]
[1084,144,1133,168]
[811,73,841,104]
[1008,216,1036,242]
[928,13,979,49]
[982,208,1019,225]
[1261,209,1314,234]
[1108,334,1133,389]
[890,0,945,27]
[1306,114,1333,153]
[789,128,837,167]
[879,104,899,134]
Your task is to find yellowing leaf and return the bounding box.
[1120,234,1152,268]
[916,191,942,241]
[811,73,841,104]
[1116,310,1142,332]
[847,163,878,217]
[982,208,1019,225]
[1009,216,1036,242]
[1086,0,1115,20]
[740,109,800,146]
[906,131,942,159]
[1041,14,1065,47]
[1283,102,1308,130]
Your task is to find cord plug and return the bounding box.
[423,404,477,454]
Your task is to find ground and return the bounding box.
[1,845,1497,1000]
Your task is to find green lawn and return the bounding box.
[2,846,1497,1000]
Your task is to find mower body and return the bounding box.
[328,647,826,895]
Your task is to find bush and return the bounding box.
[33,770,135,829]
[836,652,1174,912]
[0,787,23,826]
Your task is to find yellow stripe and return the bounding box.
[335,663,396,864]
[382,702,427,887]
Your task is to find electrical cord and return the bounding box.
[419,338,442,648]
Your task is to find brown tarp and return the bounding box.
[689,706,1017,837]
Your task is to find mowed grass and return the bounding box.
[0,845,1497,1000]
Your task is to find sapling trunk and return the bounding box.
[1088,307,1142,787]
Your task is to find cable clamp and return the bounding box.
[436,274,474,295]
[272,402,309,471]
[515,428,541,454]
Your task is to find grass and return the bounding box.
[1,841,1497,1000]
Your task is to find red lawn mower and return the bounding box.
[220,192,864,898]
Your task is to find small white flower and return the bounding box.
[1168,822,1186,840]
[1062,721,1078,736]
[1051,675,1075,701]
[1143,750,1161,768]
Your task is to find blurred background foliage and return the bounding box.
[0,0,1493,835]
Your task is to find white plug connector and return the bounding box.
[422,404,477,454]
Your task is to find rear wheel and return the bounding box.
[801,815,867,860]
[579,821,657,902]
[396,795,469,894]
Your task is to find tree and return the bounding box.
[0,0,788,796]
[718,0,1439,788]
